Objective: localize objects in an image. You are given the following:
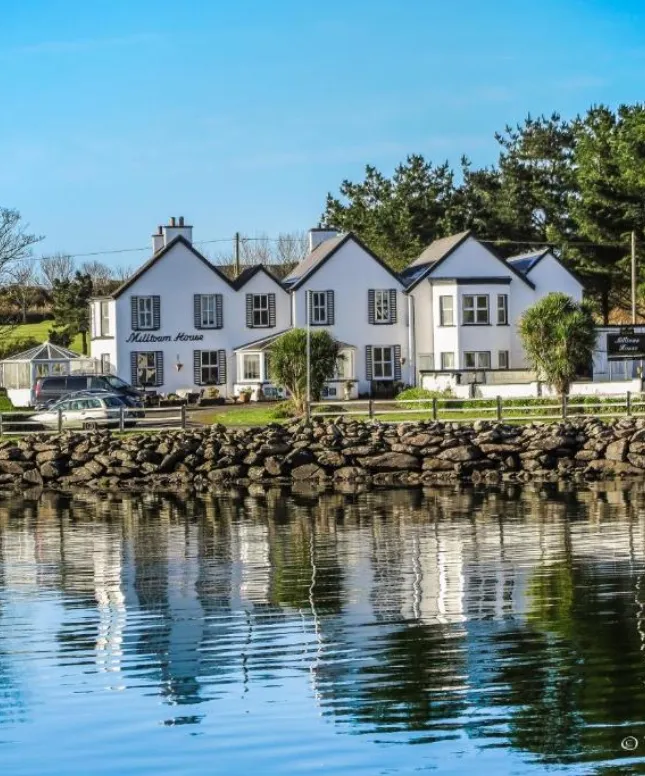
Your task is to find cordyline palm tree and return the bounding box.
[519,292,597,396]
[269,329,342,413]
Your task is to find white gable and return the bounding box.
[428,236,516,280]
[527,252,583,301]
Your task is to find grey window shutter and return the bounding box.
[326,290,335,325]
[269,294,276,327]
[131,297,139,330]
[194,295,202,329]
[365,346,373,381]
[389,289,397,324]
[246,294,254,327]
[155,352,164,387]
[368,290,375,324]
[215,294,223,329]
[193,350,202,385]
[394,345,402,381]
[218,349,227,385]
[130,351,138,386]
[152,296,161,330]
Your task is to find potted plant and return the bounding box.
[198,386,223,407]
[343,380,356,401]
[239,387,253,403]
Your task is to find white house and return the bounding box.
[90,219,585,399]
[402,232,584,390]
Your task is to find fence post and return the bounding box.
[0,414,3,437]
[561,394,568,420]
[119,405,125,432]
[496,395,502,422]
[180,403,187,429]
[432,397,437,421]
[368,398,373,420]
[57,407,63,434]
[627,391,632,416]
[305,399,311,423]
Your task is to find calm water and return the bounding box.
[2,484,645,774]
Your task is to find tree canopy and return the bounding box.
[322,104,645,322]
[519,293,597,395]
[269,329,341,413]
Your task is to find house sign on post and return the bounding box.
[607,327,645,360]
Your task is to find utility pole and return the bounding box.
[632,231,637,325]
[234,232,241,278]
[306,289,311,421]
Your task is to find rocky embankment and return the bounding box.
[2,417,645,492]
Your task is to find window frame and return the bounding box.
[242,353,261,381]
[440,352,455,370]
[200,294,217,328]
[439,295,455,326]
[462,294,490,325]
[497,294,509,325]
[200,350,220,385]
[99,301,111,336]
[373,346,394,380]
[498,350,510,369]
[252,294,270,328]
[136,297,154,330]
[464,351,492,369]
[311,291,328,325]
[374,290,391,323]
[136,352,157,386]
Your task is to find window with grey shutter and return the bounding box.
[268,294,276,327]
[215,294,223,329]
[152,296,161,330]
[155,351,164,386]
[246,294,253,327]
[193,350,202,385]
[194,295,202,329]
[368,290,375,324]
[365,346,373,381]
[389,289,397,324]
[394,345,402,381]
[326,290,335,325]
[218,349,227,385]
[131,297,139,330]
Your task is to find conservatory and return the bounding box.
[0,342,101,407]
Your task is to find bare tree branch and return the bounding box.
[39,252,75,289]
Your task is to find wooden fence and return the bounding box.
[308,392,645,423]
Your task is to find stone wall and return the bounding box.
[2,417,645,493]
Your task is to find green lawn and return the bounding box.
[7,321,84,354]
[191,406,289,426]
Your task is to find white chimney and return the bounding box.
[161,215,193,247]
[308,227,339,253]
[152,225,164,253]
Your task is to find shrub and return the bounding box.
[270,400,298,419]
[396,386,453,409]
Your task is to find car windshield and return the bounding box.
[105,376,130,390]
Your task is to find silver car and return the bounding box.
[31,393,136,430]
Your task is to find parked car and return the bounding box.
[38,389,145,412]
[31,393,141,430]
[32,374,142,408]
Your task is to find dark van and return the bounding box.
[32,374,143,407]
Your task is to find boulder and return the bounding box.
[438,445,481,462]
[357,452,420,471]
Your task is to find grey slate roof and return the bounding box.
[283,233,347,284]
[405,230,471,271]
[234,330,356,352]
[506,249,549,274]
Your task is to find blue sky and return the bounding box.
[3,0,645,266]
